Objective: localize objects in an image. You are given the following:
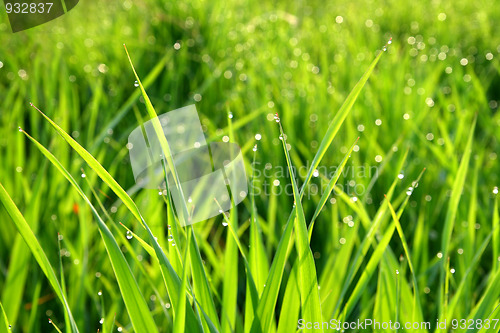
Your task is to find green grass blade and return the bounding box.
[250,45,385,333]
[245,148,269,333]
[277,120,323,331]
[20,129,159,333]
[308,137,359,241]
[386,196,423,323]
[0,300,11,331]
[276,262,300,333]
[174,227,191,333]
[221,110,239,333]
[493,195,499,272]
[299,44,387,195]
[439,115,477,318]
[124,46,221,331]
[332,149,409,319]
[0,182,79,333]
[28,104,202,332]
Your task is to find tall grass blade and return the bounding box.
[20,129,159,333]
[0,182,79,333]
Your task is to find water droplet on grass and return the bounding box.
[406,187,414,195]
[126,231,133,240]
[396,270,399,274]
[98,291,102,296]
[100,318,104,324]
[253,144,258,152]
[222,221,228,227]
[134,80,139,87]
[168,235,174,242]
[493,186,499,194]
[398,172,404,179]
[228,112,233,119]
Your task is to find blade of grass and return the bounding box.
[28,104,203,332]
[438,115,476,319]
[308,137,359,241]
[20,129,159,333]
[0,300,11,331]
[250,43,386,333]
[124,45,221,331]
[0,181,79,333]
[277,118,323,331]
[386,195,423,323]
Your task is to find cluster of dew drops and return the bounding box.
[383,37,393,51]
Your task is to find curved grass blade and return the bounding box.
[250,44,386,333]
[299,42,389,195]
[332,149,409,319]
[20,129,159,333]
[0,182,80,333]
[386,195,423,324]
[308,137,359,241]
[124,45,220,331]
[29,103,203,332]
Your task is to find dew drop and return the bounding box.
[279,135,283,140]
[98,291,102,296]
[383,46,387,51]
[126,230,133,240]
[168,235,174,242]
[9,325,12,329]
[398,172,404,179]
[187,197,192,203]
[100,318,104,324]
[81,173,86,178]
[18,127,22,132]
[493,186,499,195]
[171,242,176,246]
[134,80,139,87]
[48,319,52,324]
[253,144,258,152]
[168,225,172,230]
[228,112,233,119]
[396,270,399,275]
[222,221,228,227]
[218,209,223,213]
[406,187,414,196]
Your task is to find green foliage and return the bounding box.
[1,0,500,332]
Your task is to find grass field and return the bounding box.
[1,0,500,332]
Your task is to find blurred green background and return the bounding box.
[1,0,500,332]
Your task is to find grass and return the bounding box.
[1,0,500,332]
